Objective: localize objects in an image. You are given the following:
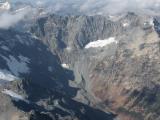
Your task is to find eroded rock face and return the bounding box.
[77,16,160,119]
[0,12,160,120]
[0,29,115,120]
[30,13,160,120]
[30,14,123,50]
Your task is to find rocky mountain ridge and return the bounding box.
[0,12,160,120]
[0,28,115,120]
[30,12,160,120]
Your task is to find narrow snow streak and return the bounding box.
[85,37,117,49]
[0,70,18,82]
[2,89,24,101]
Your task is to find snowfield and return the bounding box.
[2,55,30,76]
[85,37,118,49]
[0,70,18,82]
[2,89,24,101]
[2,89,29,103]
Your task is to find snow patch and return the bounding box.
[48,66,53,72]
[39,11,47,16]
[2,55,30,76]
[149,18,154,26]
[2,89,28,102]
[144,18,154,27]
[85,37,118,49]
[53,99,60,106]
[32,34,39,39]
[123,22,129,27]
[61,63,69,69]
[108,15,117,21]
[0,69,18,82]
[66,46,72,52]
[1,46,10,51]
[14,6,30,13]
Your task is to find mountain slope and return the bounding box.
[30,13,160,120]
[0,29,115,120]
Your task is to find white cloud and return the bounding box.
[79,0,160,15]
[0,0,158,29]
[0,7,30,29]
[34,0,160,15]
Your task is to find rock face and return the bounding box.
[30,14,123,50]
[30,13,160,120]
[0,11,160,120]
[0,29,115,120]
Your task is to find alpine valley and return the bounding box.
[0,1,160,120]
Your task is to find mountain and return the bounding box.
[0,1,160,119]
[0,28,115,120]
[30,13,160,120]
